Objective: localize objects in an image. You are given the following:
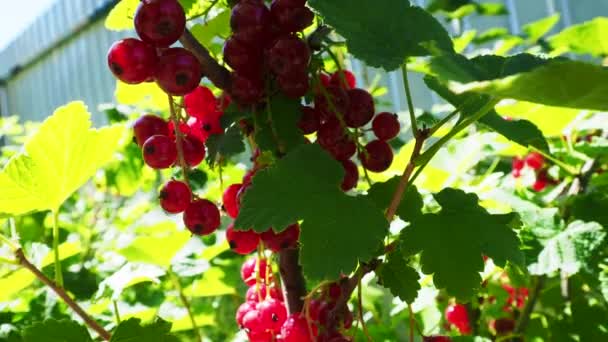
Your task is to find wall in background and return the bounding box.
[0,0,605,125]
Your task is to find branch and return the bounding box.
[279,249,307,314]
[15,249,111,341]
[514,276,545,334]
[179,29,231,91]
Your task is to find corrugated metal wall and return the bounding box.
[0,0,606,125]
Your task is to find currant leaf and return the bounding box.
[205,125,246,165]
[110,318,179,342]
[22,319,93,342]
[235,144,388,281]
[0,102,124,215]
[400,188,524,299]
[366,177,423,222]
[308,1,453,70]
[254,94,306,155]
[376,250,420,303]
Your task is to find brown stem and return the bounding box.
[15,249,111,341]
[279,249,307,314]
[168,95,190,185]
[179,29,231,91]
[514,276,545,334]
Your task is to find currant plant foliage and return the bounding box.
[0,0,607,341]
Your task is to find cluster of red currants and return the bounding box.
[300,70,401,191]
[444,303,472,335]
[225,0,314,104]
[511,152,556,192]
[107,0,202,96]
[237,257,354,341]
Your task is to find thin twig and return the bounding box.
[51,210,63,287]
[514,276,545,334]
[401,64,418,134]
[358,279,372,342]
[15,249,111,340]
[179,29,231,91]
[408,305,415,342]
[169,269,202,342]
[112,300,121,324]
[168,95,190,185]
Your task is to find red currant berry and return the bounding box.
[230,1,271,45]
[230,73,265,105]
[223,35,263,78]
[359,140,393,172]
[445,303,471,334]
[298,106,321,135]
[328,283,341,300]
[512,156,525,171]
[247,283,283,302]
[372,112,400,141]
[107,38,157,84]
[525,152,544,170]
[317,117,345,148]
[182,134,206,167]
[493,318,515,335]
[278,69,310,98]
[247,329,274,342]
[142,135,177,169]
[270,0,314,33]
[134,0,186,47]
[268,35,311,76]
[532,171,549,192]
[184,86,217,119]
[133,115,169,147]
[257,298,287,333]
[168,120,191,140]
[187,112,223,143]
[324,137,356,161]
[236,301,256,327]
[330,70,356,90]
[308,299,323,321]
[155,48,202,96]
[226,224,260,255]
[261,224,300,252]
[345,88,374,128]
[314,86,349,121]
[423,336,452,342]
[280,313,318,341]
[159,180,191,214]
[340,160,358,191]
[319,331,353,342]
[242,308,262,331]
[183,199,221,235]
[223,183,243,218]
[241,257,270,286]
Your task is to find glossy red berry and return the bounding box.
[159,180,191,214]
[270,0,314,33]
[445,303,471,334]
[241,257,270,286]
[223,35,263,77]
[330,70,356,90]
[230,1,271,45]
[319,331,353,342]
[317,117,345,148]
[532,172,549,192]
[324,137,356,161]
[184,86,217,119]
[345,88,374,128]
[187,112,223,143]
[226,225,260,255]
[268,35,311,76]
[372,112,400,141]
[525,152,544,170]
[280,313,318,341]
[257,298,287,333]
[223,183,243,218]
[298,106,321,134]
[230,73,265,105]
[423,336,452,342]
[278,69,310,98]
[512,156,525,171]
[134,0,186,47]
[182,134,206,167]
[261,224,300,252]
[107,38,158,84]
[155,48,202,96]
[246,283,283,302]
[183,199,221,235]
[328,283,341,300]
[236,301,256,327]
[314,86,349,121]
[340,160,358,191]
[359,140,393,173]
[493,318,515,335]
[142,135,177,169]
[133,115,169,146]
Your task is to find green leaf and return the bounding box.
[22,319,93,342]
[494,101,580,137]
[96,263,165,301]
[569,191,608,231]
[190,11,231,47]
[523,14,561,42]
[105,0,138,31]
[308,1,453,70]
[366,176,423,222]
[473,27,509,45]
[376,250,420,303]
[184,267,236,297]
[550,17,608,57]
[400,188,524,299]
[119,222,191,267]
[529,221,606,276]
[424,76,549,152]
[452,60,608,111]
[235,144,388,281]
[426,0,472,13]
[205,125,246,165]
[574,138,608,163]
[110,318,179,342]
[0,102,124,215]
[253,94,305,155]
